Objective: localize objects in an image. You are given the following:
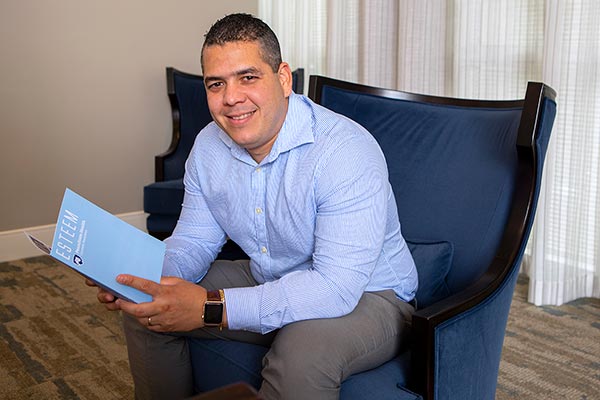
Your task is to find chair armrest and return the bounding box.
[412,254,522,400]
[154,138,180,182]
[154,67,183,182]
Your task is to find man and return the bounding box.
[92,13,418,400]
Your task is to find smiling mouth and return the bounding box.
[229,111,256,121]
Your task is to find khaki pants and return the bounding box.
[122,260,414,400]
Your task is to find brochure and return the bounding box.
[26,188,165,303]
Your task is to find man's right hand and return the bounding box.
[85,279,122,311]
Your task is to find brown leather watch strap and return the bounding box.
[206,290,221,302]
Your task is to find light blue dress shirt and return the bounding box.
[163,93,418,334]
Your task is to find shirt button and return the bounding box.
[256,167,262,173]
[255,207,263,214]
[261,246,267,253]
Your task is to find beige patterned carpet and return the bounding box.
[497,275,600,399]
[0,256,132,399]
[1,256,599,399]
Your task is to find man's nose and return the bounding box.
[223,83,245,105]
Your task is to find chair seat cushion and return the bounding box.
[406,239,454,308]
[340,350,423,400]
[143,178,184,215]
[190,339,266,393]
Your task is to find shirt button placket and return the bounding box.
[254,166,270,276]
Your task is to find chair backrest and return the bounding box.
[157,67,305,182]
[158,67,211,182]
[292,68,305,95]
[308,76,556,298]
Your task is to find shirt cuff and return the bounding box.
[224,285,263,333]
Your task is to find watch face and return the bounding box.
[204,302,224,325]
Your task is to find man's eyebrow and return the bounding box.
[236,67,263,76]
[204,67,264,83]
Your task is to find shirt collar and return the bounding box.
[263,93,314,164]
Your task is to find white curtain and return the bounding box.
[527,1,600,305]
[258,0,600,305]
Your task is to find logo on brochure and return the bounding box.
[73,255,84,266]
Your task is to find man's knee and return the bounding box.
[259,320,344,399]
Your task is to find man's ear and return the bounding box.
[278,62,293,97]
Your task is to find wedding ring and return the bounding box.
[148,316,153,326]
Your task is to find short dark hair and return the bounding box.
[201,13,282,73]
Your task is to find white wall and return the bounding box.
[0,1,257,234]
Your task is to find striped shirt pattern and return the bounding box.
[163,93,417,334]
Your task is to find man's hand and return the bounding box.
[114,274,208,333]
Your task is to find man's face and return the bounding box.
[202,41,292,163]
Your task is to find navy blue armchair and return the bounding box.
[143,66,305,247]
[188,76,557,399]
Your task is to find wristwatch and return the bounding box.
[203,289,225,329]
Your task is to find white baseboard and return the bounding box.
[0,211,147,263]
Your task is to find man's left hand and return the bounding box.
[115,274,207,332]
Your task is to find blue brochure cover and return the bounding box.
[26,188,165,303]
